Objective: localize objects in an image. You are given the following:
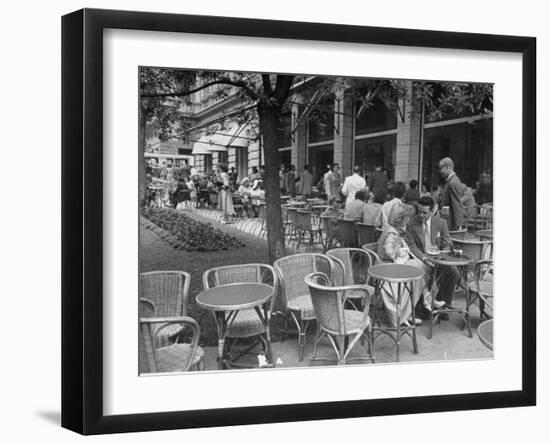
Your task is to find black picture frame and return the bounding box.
[62,8,536,435]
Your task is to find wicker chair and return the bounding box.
[232,194,245,218]
[286,207,300,245]
[356,223,377,245]
[202,264,278,366]
[296,210,323,251]
[361,242,381,259]
[273,253,336,361]
[304,273,374,365]
[139,298,204,373]
[452,238,493,265]
[451,238,493,319]
[140,271,191,346]
[337,219,358,247]
[468,259,493,319]
[320,214,339,251]
[326,248,377,310]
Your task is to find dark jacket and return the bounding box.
[404,215,452,261]
[442,173,465,230]
[368,170,388,196]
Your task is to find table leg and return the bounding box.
[461,267,473,338]
[213,311,227,370]
[428,267,441,340]
[255,305,273,366]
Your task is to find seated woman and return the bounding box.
[377,203,431,327]
[362,189,385,225]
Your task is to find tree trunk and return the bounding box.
[259,106,286,263]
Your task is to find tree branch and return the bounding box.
[141,79,258,101]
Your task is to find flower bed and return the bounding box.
[142,208,246,252]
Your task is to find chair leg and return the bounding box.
[290,312,306,362]
[299,326,306,362]
[336,335,346,365]
[311,328,324,361]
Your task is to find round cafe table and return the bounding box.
[368,263,424,362]
[196,283,274,370]
[424,251,473,339]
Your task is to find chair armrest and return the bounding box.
[341,285,372,311]
[140,316,200,371]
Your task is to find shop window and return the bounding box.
[355,95,397,135]
[354,135,396,179]
[422,119,493,191]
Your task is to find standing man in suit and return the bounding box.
[405,196,459,309]
[341,165,366,207]
[368,164,388,197]
[439,157,465,231]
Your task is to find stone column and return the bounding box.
[291,98,307,170]
[394,81,421,183]
[333,88,355,178]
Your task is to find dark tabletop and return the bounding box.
[368,263,424,282]
[196,283,273,312]
[425,251,473,266]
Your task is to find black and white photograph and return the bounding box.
[139,68,494,372]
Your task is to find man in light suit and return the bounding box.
[341,165,366,207]
[405,196,460,309]
[439,157,465,231]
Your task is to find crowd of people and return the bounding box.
[315,156,492,328]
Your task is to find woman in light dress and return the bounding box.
[377,203,432,327]
[217,164,235,223]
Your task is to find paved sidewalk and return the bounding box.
[199,292,493,371]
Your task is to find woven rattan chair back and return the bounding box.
[337,219,357,247]
[327,248,374,287]
[297,210,313,231]
[140,271,190,316]
[273,253,335,309]
[320,214,338,251]
[287,207,299,238]
[305,273,345,335]
[356,223,377,245]
[452,238,493,264]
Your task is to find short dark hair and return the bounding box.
[393,181,407,199]
[304,164,310,170]
[409,179,418,190]
[252,166,258,173]
[353,165,362,174]
[374,189,386,205]
[355,190,366,201]
[418,196,435,210]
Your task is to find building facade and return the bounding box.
[147,75,493,190]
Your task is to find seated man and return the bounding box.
[343,190,367,222]
[405,196,459,312]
